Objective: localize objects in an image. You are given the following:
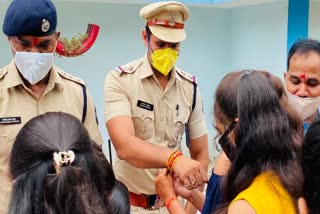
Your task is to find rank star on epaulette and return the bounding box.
[115,59,143,75]
[115,66,125,75]
[176,68,197,84]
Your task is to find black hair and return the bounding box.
[302,119,320,214]
[214,70,303,212]
[287,39,320,69]
[108,180,130,214]
[8,112,124,214]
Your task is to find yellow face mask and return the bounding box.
[150,48,179,76]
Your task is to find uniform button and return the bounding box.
[160,117,164,121]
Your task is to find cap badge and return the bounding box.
[169,18,175,27]
[169,13,176,27]
[41,19,50,32]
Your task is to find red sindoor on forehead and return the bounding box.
[300,73,306,80]
[32,38,39,46]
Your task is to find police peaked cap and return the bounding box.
[3,0,57,37]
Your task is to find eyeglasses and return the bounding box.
[218,120,237,160]
[214,134,222,152]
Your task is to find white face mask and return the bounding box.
[286,88,320,120]
[12,44,55,85]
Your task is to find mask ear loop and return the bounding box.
[146,28,156,66]
[146,29,154,55]
[218,119,238,161]
[52,41,58,59]
[10,40,18,53]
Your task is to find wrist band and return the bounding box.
[167,151,178,169]
[167,151,183,172]
[165,196,177,209]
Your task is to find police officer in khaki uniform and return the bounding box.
[0,0,103,212]
[104,1,209,213]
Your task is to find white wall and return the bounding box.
[0,1,230,161]
[310,0,320,39]
[0,1,11,63]
[2,0,318,161]
[230,1,288,77]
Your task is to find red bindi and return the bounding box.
[32,38,38,46]
[300,73,306,81]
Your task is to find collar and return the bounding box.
[48,66,64,91]
[139,54,154,80]
[173,67,183,83]
[3,60,24,89]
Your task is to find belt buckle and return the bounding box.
[147,195,164,210]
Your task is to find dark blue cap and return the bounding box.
[3,0,57,37]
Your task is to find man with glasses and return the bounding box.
[0,0,102,212]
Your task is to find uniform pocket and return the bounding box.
[131,105,155,140]
[0,124,19,194]
[0,124,19,161]
[168,107,188,148]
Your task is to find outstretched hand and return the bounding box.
[155,169,176,202]
[155,169,196,201]
[172,175,193,200]
[172,156,208,190]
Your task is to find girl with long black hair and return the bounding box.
[8,112,130,214]
[155,70,304,214]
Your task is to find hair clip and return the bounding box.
[243,70,254,75]
[53,150,75,175]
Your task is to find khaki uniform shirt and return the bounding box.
[104,55,207,195]
[0,61,103,213]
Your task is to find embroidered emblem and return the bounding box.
[41,19,50,32]
[169,13,176,26]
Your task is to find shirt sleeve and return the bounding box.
[188,87,208,139]
[104,71,132,123]
[84,91,104,145]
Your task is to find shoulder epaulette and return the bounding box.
[57,69,86,86]
[176,68,197,84]
[0,67,8,80]
[115,59,143,75]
